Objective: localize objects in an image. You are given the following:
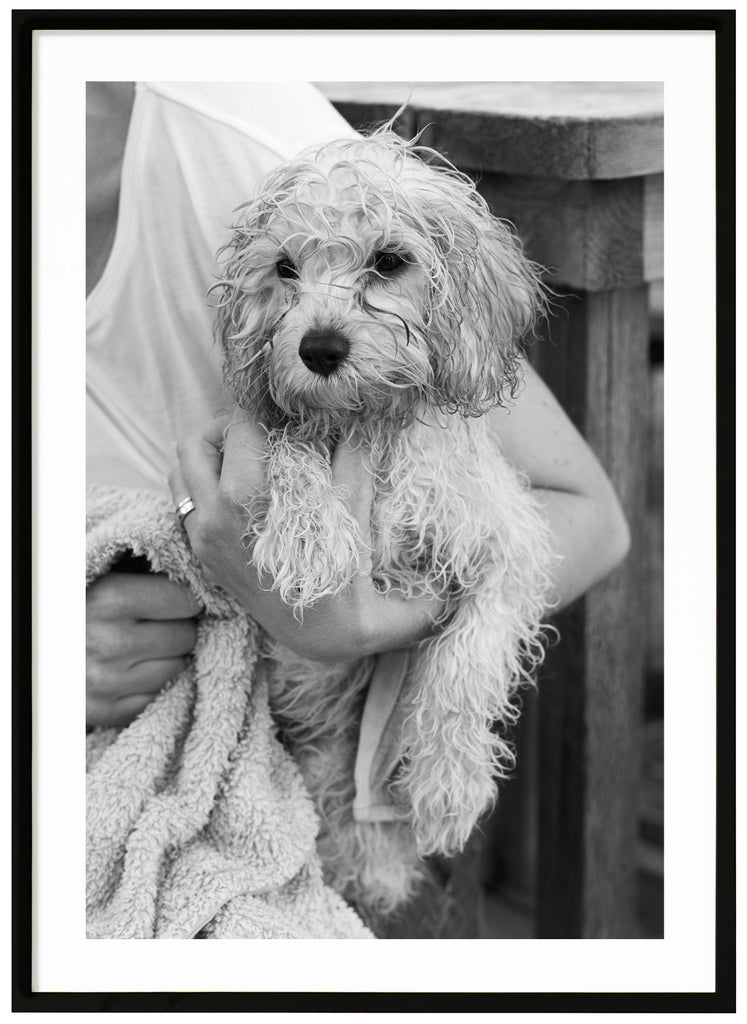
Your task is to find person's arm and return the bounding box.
[489,360,631,609]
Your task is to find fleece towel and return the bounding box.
[86,485,373,939]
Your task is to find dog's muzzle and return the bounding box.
[298,328,349,377]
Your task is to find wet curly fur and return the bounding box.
[212,128,554,914]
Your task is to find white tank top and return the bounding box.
[87,82,357,491]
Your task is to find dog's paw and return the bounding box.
[252,518,360,613]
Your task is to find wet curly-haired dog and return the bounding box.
[213,128,553,915]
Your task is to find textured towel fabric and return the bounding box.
[86,485,373,939]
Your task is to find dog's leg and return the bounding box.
[395,548,548,858]
[248,432,363,613]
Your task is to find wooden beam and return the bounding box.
[319,82,663,179]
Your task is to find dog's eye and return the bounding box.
[373,251,406,276]
[276,257,299,280]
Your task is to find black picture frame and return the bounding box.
[13,7,736,1013]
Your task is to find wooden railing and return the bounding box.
[318,82,664,939]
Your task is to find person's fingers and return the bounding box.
[87,643,190,697]
[129,619,198,661]
[168,461,191,509]
[89,572,202,620]
[169,461,213,563]
[87,691,156,729]
[170,431,222,511]
[123,655,192,693]
[88,670,187,726]
[218,415,268,500]
[168,461,203,549]
[170,414,267,517]
[112,693,159,725]
[201,411,235,447]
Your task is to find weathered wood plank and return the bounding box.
[534,287,648,938]
[643,174,664,283]
[479,173,662,290]
[317,81,663,180]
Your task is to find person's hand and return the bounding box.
[86,572,202,727]
[168,414,443,662]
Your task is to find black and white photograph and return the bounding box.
[16,11,733,1012]
[84,77,660,943]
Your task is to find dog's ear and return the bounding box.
[211,198,283,413]
[425,195,545,416]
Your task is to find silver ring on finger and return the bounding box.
[175,496,196,526]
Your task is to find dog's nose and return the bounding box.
[298,329,349,376]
